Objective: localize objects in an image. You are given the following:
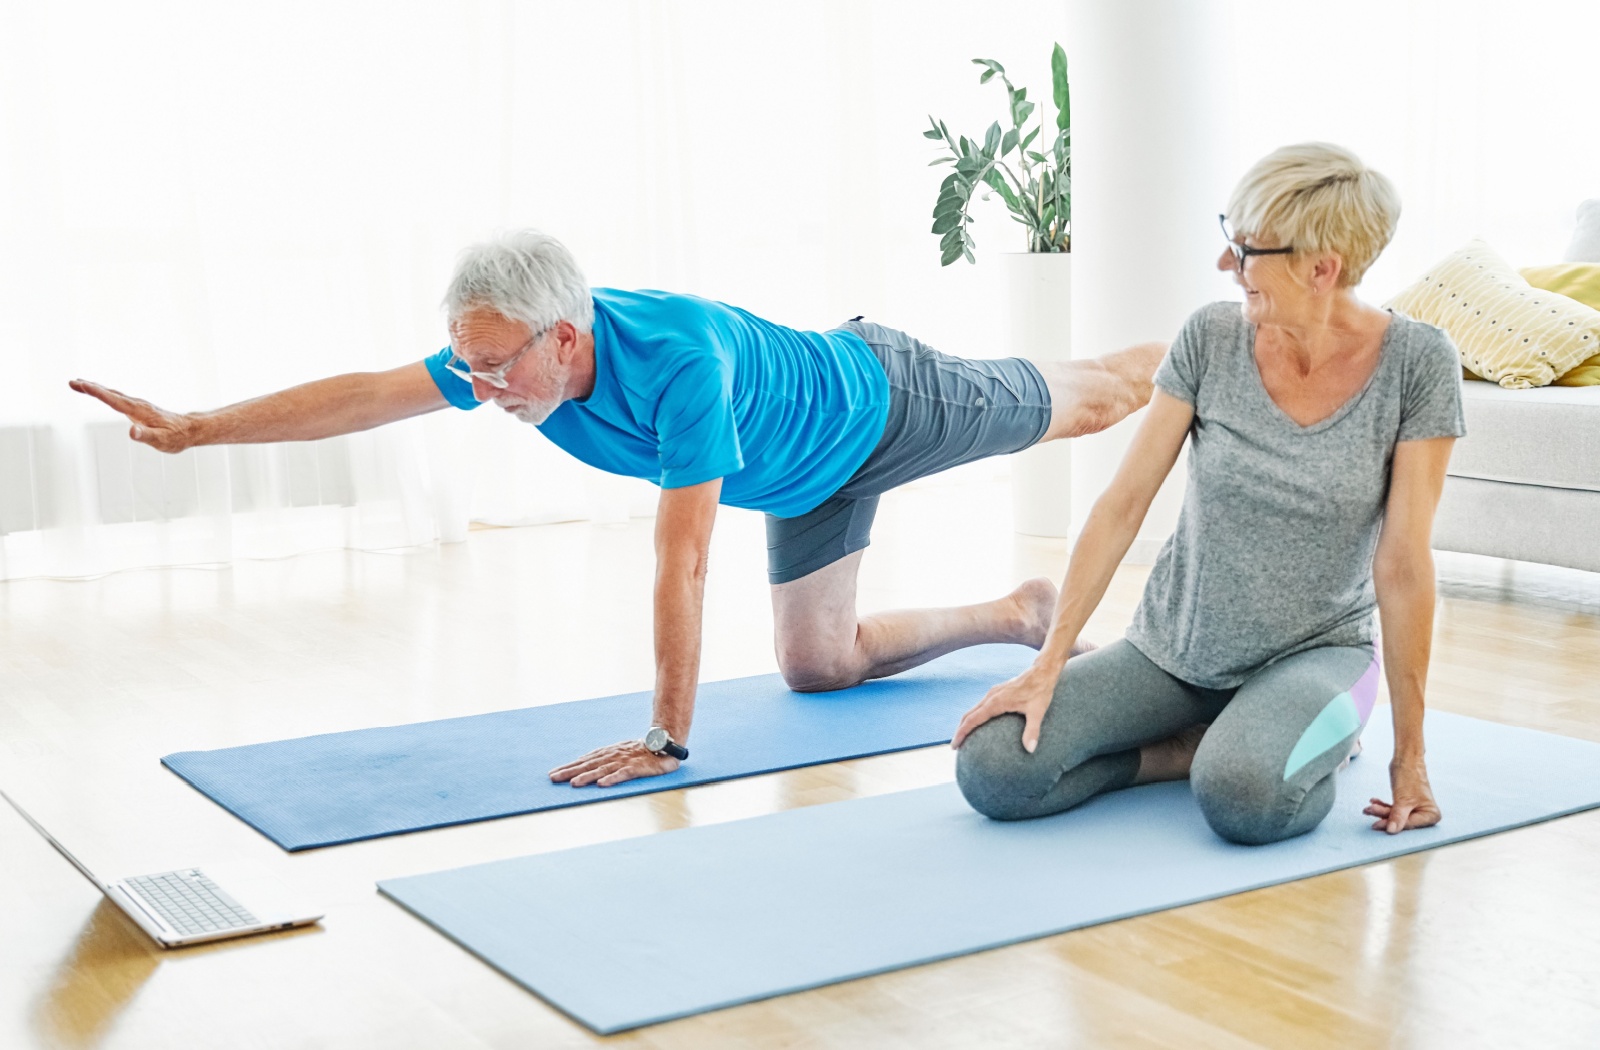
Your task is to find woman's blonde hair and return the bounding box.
[1225,142,1400,288]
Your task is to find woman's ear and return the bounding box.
[1308,251,1344,294]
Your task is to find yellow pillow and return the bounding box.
[1521,263,1600,310]
[1521,264,1600,385]
[1387,240,1600,388]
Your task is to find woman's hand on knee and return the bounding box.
[1363,759,1442,834]
[952,666,1058,753]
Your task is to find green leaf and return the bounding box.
[959,135,972,157]
[1020,127,1040,152]
[962,246,975,264]
[923,128,944,140]
[979,69,994,83]
[934,195,964,219]
[1001,128,1018,155]
[941,243,964,267]
[983,169,1021,213]
[1026,150,1047,164]
[932,212,961,235]
[983,121,1001,155]
[928,156,954,166]
[940,227,964,252]
[940,172,959,194]
[1051,43,1070,132]
[1016,100,1035,126]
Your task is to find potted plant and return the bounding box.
[925,44,1071,264]
[925,45,1074,537]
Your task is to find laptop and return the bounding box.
[1,788,323,947]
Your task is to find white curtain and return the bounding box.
[2,0,1595,581]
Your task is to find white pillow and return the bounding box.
[1565,199,1600,263]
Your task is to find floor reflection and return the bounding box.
[32,899,160,1049]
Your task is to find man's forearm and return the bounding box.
[651,551,708,742]
[192,371,434,445]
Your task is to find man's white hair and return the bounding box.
[442,229,594,333]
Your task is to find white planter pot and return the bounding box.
[1004,251,1072,537]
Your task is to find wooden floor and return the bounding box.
[3,476,1598,1049]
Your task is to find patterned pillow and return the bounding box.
[1522,263,1600,386]
[1387,240,1600,389]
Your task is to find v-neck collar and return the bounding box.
[1246,310,1397,435]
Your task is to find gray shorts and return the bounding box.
[765,319,1052,585]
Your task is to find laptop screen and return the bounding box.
[0,789,110,893]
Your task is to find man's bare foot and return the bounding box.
[1006,577,1058,649]
[1133,722,1209,785]
[1036,341,1167,440]
[1003,576,1099,656]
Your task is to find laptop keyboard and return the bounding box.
[125,870,258,936]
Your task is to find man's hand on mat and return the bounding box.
[951,667,1057,753]
[549,741,680,787]
[69,380,196,453]
[1363,760,1442,834]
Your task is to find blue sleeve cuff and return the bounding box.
[423,347,482,411]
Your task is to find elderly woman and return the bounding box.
[951,143,1464,844]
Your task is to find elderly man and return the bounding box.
[72,230,1163,787]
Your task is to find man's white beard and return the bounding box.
[498,397,560,426]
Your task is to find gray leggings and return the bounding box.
[956,639,1380,845]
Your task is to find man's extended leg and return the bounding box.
[1031,341,1168,441]
[771,550,1063,692]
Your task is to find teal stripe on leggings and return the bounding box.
[1282,691,1361,780]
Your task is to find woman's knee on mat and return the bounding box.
[1190,747,1335,845]
[955,714,1052,820]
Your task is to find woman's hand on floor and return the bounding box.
[1363,759,1442,833]
[951,665,1059,753]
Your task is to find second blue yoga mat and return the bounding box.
[161,643,1035,851]
[378,712,1600,1034]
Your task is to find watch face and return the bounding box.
[644,727,668,753]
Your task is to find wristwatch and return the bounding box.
[643,727,689,761]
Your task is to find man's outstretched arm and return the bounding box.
[68,361,451,453]
[549,477,721,787]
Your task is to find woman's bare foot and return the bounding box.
[1133,723,1210,786]
[1338,735,1363,772]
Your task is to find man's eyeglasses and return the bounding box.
[443,328,547,390]
[1219,214,1294,268]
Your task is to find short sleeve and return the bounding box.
[654,356,743,488]
[423,347,482,411]
[1396,326,1467,443]
[1153,307,1213,406]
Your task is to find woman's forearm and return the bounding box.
[1033,489,1147,674]
[1375,555,1437,764]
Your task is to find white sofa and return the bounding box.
[1432,381,1600,573]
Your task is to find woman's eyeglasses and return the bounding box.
[1219,215,1294,268]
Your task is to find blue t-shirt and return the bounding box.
[423,289,889,518]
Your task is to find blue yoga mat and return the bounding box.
[161,644,1036,851]
[378,712,1600,1034]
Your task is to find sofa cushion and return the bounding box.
[1565,199,1600,263]
[1388,240,1600,389]
[1449,382,1600,492]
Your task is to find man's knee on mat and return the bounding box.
[775,646,867,694]
[956,715,1047,820]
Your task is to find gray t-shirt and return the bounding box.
[1125,302,1466,688]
